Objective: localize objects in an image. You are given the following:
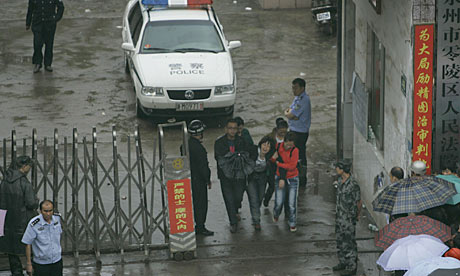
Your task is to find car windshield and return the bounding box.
[140,20,225,53]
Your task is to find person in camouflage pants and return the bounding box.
[333,160,361,276]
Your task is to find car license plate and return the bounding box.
[317,12,331,21]
[175,102,204,111]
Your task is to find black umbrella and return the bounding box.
[217,151,255,180]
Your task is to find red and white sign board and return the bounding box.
[167,178,194,235]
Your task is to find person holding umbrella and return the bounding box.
[215,118,255,233]
[389,167,407,223]
[332,159,362,276]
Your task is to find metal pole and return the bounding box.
[43,137,48,200]
[158,125,168,243]
[2,138,6,178]
[32,129,37,191]
[135,127,149,256]
[53,129,59,211]
[72,128,79,261]
[83,137,89,250]
[92,127,101,262]
[128,135,132,244]
[23,138,26,156]
[63,136,68,250]
[112,125,124,262]
[151,135,156,243]
[11,129,16,163]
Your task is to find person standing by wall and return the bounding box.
[284,78,311,187]
[26,0,64,73]
[333,160,361,276]
[22,200,63,276]
[271,131,300,232]
[0,156,38,276]
[185,120,214,236]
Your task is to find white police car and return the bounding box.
[122,0,241,118]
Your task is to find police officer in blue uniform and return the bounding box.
[284,78,311,187]
[26,0,64,73]
[22,200,63,276]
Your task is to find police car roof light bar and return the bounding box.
[142,0,213,7]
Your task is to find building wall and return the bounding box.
[350,0,414,226]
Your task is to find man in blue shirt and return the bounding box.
[22,200,63,276]
[284,78,311,187]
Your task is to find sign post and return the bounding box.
[159,122,196,261]
[413,24,434,174]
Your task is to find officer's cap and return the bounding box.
[335,159,352,173]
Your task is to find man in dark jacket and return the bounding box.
[26,0,64,73]
[0,156,39,276]
[214,118,255,233]
[186,120,214,236]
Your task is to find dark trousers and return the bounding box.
[247,172,267,224]
[292,131,309,185]
[8,254,23,276]
[263,163,276,204]
[32,22,57,66]
[220,178,246,225]
[32,259,63,276]
[191,178,208,231]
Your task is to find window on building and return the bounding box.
[367,28,385,150]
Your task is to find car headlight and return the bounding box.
[141,86,164,96]
[214,85,235,95]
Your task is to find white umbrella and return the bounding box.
[403,257,460,276]
[376,234,449,271]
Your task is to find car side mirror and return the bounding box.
[228,41,242,50]
[122,42,135,52]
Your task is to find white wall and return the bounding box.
[351,0,414,226]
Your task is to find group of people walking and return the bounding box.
[186,78,311,235]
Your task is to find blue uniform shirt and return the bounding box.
[288,91,311,133]
[22,214,62,265]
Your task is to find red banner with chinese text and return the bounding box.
[413,24,434,174]
[167,179,194,234]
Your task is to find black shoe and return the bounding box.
[254,224,261,231]
[45,65,53,72]
[196,228,214,236]
[33,64,41,73]
[332,263,346,271]
[340,269,357,276]
[230,224,237,233]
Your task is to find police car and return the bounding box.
[122,0,241,118]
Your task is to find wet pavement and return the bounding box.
[1,0,388,275]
